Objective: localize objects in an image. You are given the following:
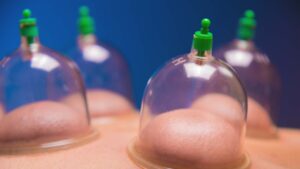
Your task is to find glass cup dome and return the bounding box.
[128,19,250,169]
[214,10,281,138]
[0,9,96,154]
[67,6,133,118]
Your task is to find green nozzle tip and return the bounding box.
[245,10,255,18]
[201,18,211,33]
[19,9,39,43]
[78,6,95,35]
[193,18,213,56]
[238,9,256,40]
[23,9,31,18]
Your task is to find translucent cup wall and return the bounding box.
[68,35,133,117]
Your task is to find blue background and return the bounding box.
[0,0,299,128]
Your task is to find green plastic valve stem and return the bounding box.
[237,10,256,40]
[78,6,95,35]
[193,18,213,57]
[19,9,39,45]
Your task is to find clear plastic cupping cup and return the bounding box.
[0,9,96,154]
[128,18,250,169]
[214,10,281,138]
[67,6,133,118]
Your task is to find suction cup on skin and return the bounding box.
[0,9,97,154]
[128,18,250,169]
[67,6,134,118]
[214,10,281,138]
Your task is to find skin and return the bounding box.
[246,128,300,169]
[0,113,298,168]
[62,90,134,118]
[0,101,89,142]
[247,97,277,138]
[0,104,4,120]
[0,113,140,169]
[191,93,245,130]
[136,108,245,169]
[192,94,277,138]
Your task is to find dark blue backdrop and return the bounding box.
[0,0,299,128]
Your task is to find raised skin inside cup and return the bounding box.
[63,89,134,118]
[192,93,277,138]
[0,101,89,142]
[192,93,245,130]
[134,107,247,169]
[247,97,277,138]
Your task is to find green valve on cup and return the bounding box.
[193,18,213,57]
[19,9,39,44]
[237,9,256,40]
[78,6,95,35]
